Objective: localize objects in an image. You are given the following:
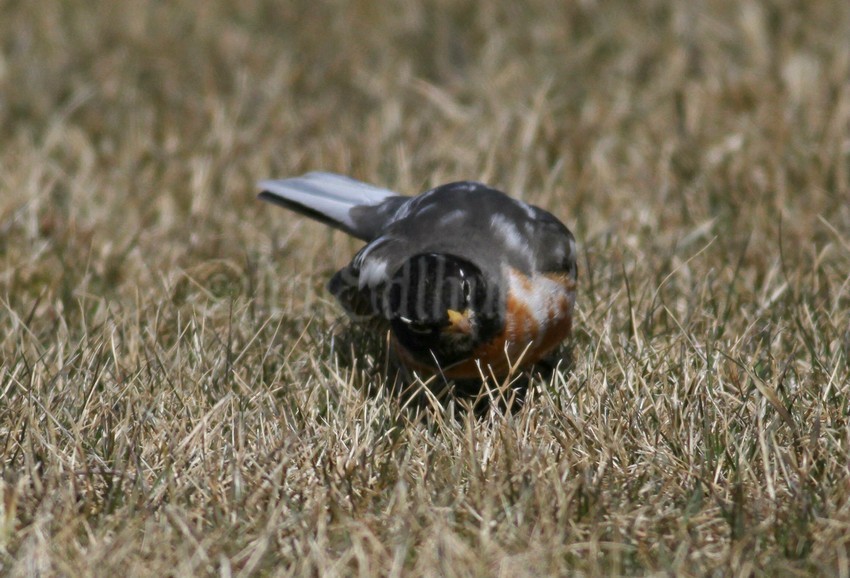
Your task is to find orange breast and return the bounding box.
[392,269,575,380]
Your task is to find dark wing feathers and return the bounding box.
[259,176,577,321]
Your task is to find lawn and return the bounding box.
[2,0,849,575]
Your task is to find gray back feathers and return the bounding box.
[259,174,576,288]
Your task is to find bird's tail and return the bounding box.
[258,172,402,241]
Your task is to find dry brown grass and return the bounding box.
[2,0,850,575]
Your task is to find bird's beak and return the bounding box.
[445,309,472,334]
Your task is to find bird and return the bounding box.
[258,172,577,381]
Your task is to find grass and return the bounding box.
[1,0,850,575]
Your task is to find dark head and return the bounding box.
[383,253,503,369]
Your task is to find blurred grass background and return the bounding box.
[1,0,850,575]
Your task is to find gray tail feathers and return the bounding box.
[257,172,401,241]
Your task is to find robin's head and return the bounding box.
[384,253,502,369]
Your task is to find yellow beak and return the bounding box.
[445,309,472,334]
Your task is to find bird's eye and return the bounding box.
[399,316,433,335]
[408,322,432,334]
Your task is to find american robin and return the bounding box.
[258,172,577,380]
